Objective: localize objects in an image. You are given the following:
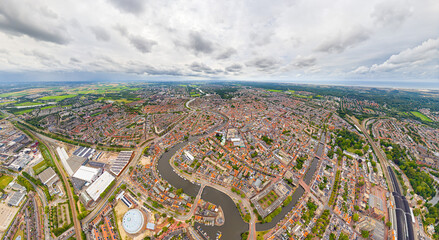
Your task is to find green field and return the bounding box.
[14,102,43,107]
[0,175,13,189]
[40,94,77,101]
[0,91,28,98]
[0,101,17,105]
[267,89,283,92]
[411,111,433,122]
[33,161,49,175]
[14,109,34,115]
[41,105,57,110]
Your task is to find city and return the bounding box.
[0,82,438,240]
[0,0,438,239]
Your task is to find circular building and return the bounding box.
[122,209,145,234]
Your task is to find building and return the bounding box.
[110,151,134,176]
[73,147,95,159]
[64,155,87,176]
[85,171,115,202]
[122,209,145,234]
[38,167,60,195]
[183,150,195,164]
[8,191,26,207]
[73,166,101,183]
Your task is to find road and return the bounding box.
[180,184,206,221]
[33,131,83,239]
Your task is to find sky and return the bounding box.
[0,0,438,86]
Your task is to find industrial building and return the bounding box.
[72,147,95,159]
[72,166,102,183]
[7,191,26,207]
[85,171,115,202]
[38,167,60,195]
[110,151,134,176]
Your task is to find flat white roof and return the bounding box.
[73,166,100,182]
[86,171,115,201]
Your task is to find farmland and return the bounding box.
[39,94,77,101]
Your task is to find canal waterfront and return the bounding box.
[156,119,321,239]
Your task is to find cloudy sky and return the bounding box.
[0,0,438,86]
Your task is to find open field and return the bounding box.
[0,101,17,105]
[411,111,433,122]
[13,109,34,115]
[267,89,282,92]
[41,105,57,110]
[0,175,13,189]
[0,204,18,232]
[14,102,43,107]
[40,94,77,101]
[33,161,49,175]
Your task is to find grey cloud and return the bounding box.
[216,48,237,60]
[371,2,412,27]
[293,56,316,68]
[70,57,81,63]
[0,2,69,44]
[316,27,370,53]
[246,57,279,71]
[128,35,157,53]
[250,32,272,46]
[114,25,128,36]
[23,50,52,61]
[225,64,243,73]
[114,25,157,53]
[126,62,184,76]
[177,32,214,55]
[90,26,111,42]
[39,6,58,19]
[189,62,222,74]
[22,50,61,66]
[108,0,145,15]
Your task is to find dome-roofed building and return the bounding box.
[122,209,145,234]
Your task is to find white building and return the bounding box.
[85,171,115,201]
[73,166,101,183]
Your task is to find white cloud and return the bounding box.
[371,37,439,72]
[0,0,437,82]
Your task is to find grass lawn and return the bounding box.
[411,111,433,122]
[0,175,13,189]
[40,94,77,101]
[14,109,34,115]
[258,190,279,209]
[190,94,200,97]
[14,102,43,107]
[33,161,49,175]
